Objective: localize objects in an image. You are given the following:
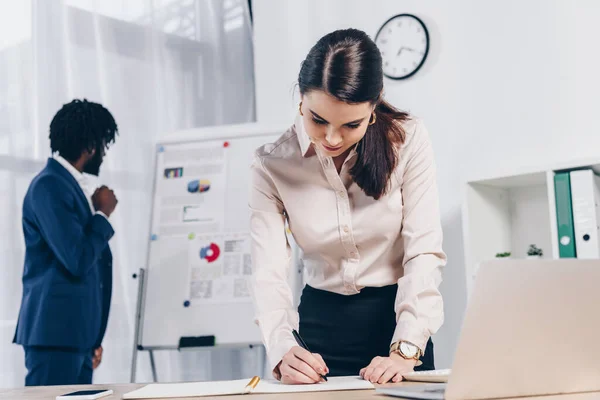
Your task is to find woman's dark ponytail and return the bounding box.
[351,100,408,199]
[298,28,409,200]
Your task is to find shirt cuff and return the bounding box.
[254,307,299,376]
[268,336,298,378]
[391,320,431,355]
[96,211,112,227]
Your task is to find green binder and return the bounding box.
[554,172,577,258]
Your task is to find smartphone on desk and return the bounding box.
[56,389,113,400]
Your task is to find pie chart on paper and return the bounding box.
[200,243,220,263]
[187,179,211,193]
[198,180,210,192]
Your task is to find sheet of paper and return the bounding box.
[122,379,248,399]
[187,232,252,305]
[154,140,227,237]
[255,376,374,393]
[123,377,374,399]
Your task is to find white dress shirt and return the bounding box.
[249,115,446,372]
[53,154,112,224]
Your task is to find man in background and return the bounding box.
[13,99,119,386]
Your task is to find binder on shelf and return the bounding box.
[570,169,600,259]
[554,172,577,258]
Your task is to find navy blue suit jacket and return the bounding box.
[14,158,114,352]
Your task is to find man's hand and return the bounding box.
[276,346,328,385]
[92,346,103,370]
[360,353,417,384]
[92,186,118,217]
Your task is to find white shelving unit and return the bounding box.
[462,157,600,297]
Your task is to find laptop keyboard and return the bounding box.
[409,369,451,376]
[424,386,446,393]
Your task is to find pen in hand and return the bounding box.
[292,329,328,382]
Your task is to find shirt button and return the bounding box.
[343,225,349,233]
[338,191,345,198]
[324,158,330,166]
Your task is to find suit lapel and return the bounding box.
[46,158,93,216]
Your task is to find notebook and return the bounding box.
[123,376,374,399]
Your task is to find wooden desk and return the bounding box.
[2,383,600,400]
[0,382,399,400]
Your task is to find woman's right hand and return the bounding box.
[277,346,329,384]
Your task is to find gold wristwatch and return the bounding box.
[390,341,423,366]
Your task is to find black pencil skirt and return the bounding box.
[298,284,435,377]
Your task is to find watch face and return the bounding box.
[400,342,418,358]
[374,14,430,80]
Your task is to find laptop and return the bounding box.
[378,259,600,400]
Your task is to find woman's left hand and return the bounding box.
[360,353,417,384]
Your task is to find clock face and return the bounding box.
[375,14,430,80]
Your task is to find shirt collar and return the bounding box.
[53,154,86,185]
[295,113,313,157]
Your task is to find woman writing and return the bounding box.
[250,28,445,385]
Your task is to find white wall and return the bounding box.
[252,0,600,368]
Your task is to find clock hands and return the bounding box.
[396,47,420,56]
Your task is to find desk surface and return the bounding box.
[0,383,374,400]
[2,383,600,400]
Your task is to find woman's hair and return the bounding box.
[298,28,409,200]
[49,99,118,162]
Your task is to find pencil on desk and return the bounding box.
[244,376,261,394]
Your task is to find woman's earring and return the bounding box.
[369,112,377,125]
[299,102,304,116]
